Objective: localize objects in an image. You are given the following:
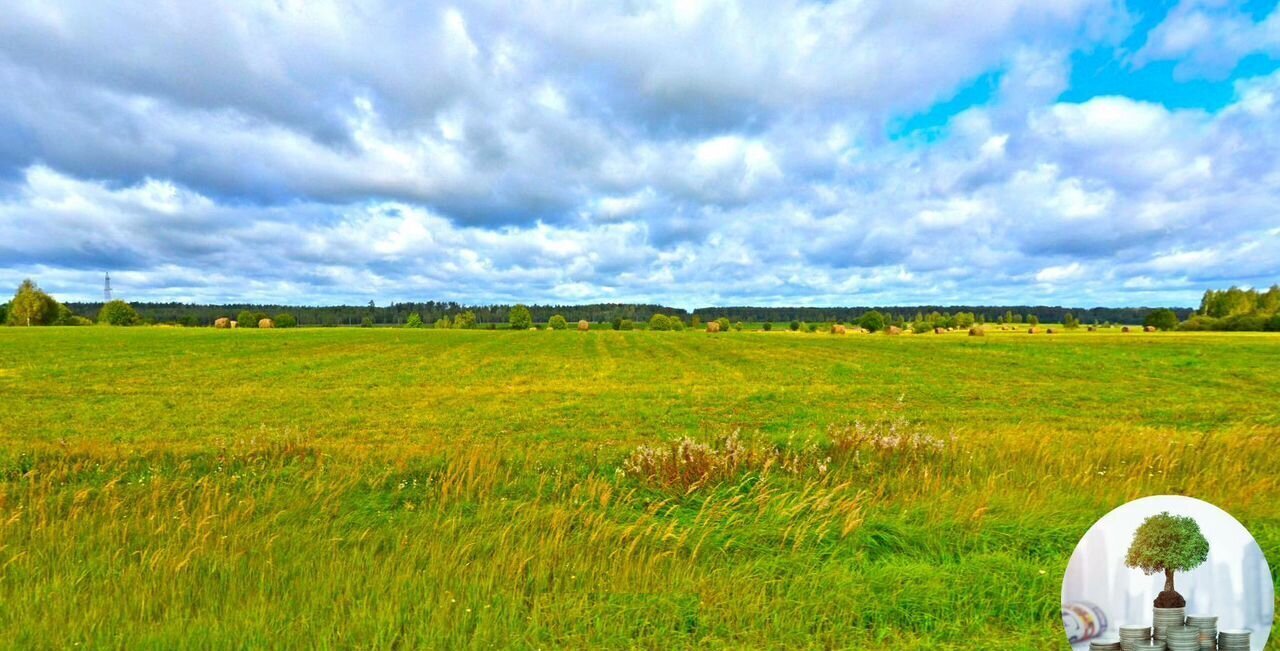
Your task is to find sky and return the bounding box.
[1,0,1279,308]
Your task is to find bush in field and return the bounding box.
[237,310,269,327]
[911,320,931,334]
[1027,315,1040,326]
[275,313,298,328]
[98,300,142,326]
[611,317,623,330]
[733,321,744,331]
[1063,313,1080,329]
[789,321,800,331]
[1144,309,1178,331]
[453,310,477,329]
[434,315,451,329]
[762,322,772,331]
[690,316,702,330]
[858,310,885,333]
[1269,314,1280,332]
[619,319,634,330]
[360,316,374,328]
[669,316,685,331]
[715,317,731,332]
[649,314,671,331]
[405,312,424,329]
[807,323,818,333]
[508,305,532,330]
[548,314,568,330]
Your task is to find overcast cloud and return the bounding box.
[1,0,1278,307]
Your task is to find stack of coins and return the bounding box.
[1218,629,1251,650]
[1185,615,1218,650]
[1153,607,1187,642]
[1165,626,1201,651]
[1132,642,1167,651]
[1119,624,1153,650]
[1090,638,1123,650]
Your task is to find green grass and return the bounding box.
[0,327,1277,649]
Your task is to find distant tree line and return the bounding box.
[1180,286,1280,331]
[55,300,1202,328]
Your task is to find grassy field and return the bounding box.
[0,327,1277,649]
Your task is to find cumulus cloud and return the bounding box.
[1135,0,1280,80]
[0,0,1278,308]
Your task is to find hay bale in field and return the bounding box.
[1143,325,1156,332]
[832,324,846,335]
[968,327,984,337]
[886,325,902,335]
[214,317,230,329]
[577,320,590,331]
[1121,326,1131,333]
[934,327,945,334]
[230,320,239,329]
[259,318,274,329]
[1087,326,1096,332]
[1027,327,1039,334]
[707,321,721,333]
[1046,328,1055,334]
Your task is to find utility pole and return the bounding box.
[104,273,113,302]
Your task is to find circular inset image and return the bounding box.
[1062,495,1273,650]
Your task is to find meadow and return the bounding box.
[0,327,1277,649]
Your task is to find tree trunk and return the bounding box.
[1164,568,1175,593]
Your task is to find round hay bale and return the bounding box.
[1045,328,1055,334]
[230,321,239,329]
[1143,325,1156,332]
[258,318,275,329]
[934,327,945,334]
[1087,326,1096,332]
[214,317,230,329]
[577,320,590,331]
[1121,326,1131,333]
[885,325,902,335]
[1027,327,1038,334]
[968,327,984,337]
[706,321,721,333]
[832,324,846,335]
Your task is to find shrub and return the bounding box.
[733,321,744,331]
[611,317,623,331]
[274,313,297,328]
[1027,315,1040,326]
[237,310,257,327]
[762,322,772,331]
[1144,309,1178,331]
[911,320,931,334]
[690,316,702,330]
[360,316,374,328]
[434,315,452,329]
[649,314,671,331]
[807,323,818,333]
[405,312,424,329]
[619,319,634,330]
[98,300,142,326]
[858,310,885,333]
[715,317,731,332]
[1268,313,1280,332]
[508,305,532,330]
[453,310,477,329]
[548,314,568,330]
[789,321,800,331]
[668,317,685,331]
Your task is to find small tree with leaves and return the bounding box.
[1125,511,1209,608]
[98,300,141,326]
[548,314,568,330]
[275,313,298,328]
[453,310,477,329]
[405,312,424,329]
[508,305,532,330]
[1144,309,1178,331]
[858,310,886,333]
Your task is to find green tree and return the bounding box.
[858,310,886,333]
[508,305,532,330]
[360,316,374,328]
[434,315,452,329]
[611,317,623,331]
[789,320,800,331]
[761,322,772,331]
[1144,309,1178,331]
[453,311,477,329]
[715,317,731,332]
[733,321,744,332]
[619,319,634,331]
[8,279,58,326]
[668,316,685,331]
[0,302,7,325]
[1125,512,1209,607]
[911,320,931,334]
[954,312,975,329]
[98,300,141,326]
[405,312,425,329]
[275,313,298,328]
[237,310,257,327]
[1027,315,1040,326]
[548,314,568,330]
[649,314,671,331]
[1063,313,1080,329]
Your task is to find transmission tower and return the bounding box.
[104,273,113,302]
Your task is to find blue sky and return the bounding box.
[1,0,1279,308]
